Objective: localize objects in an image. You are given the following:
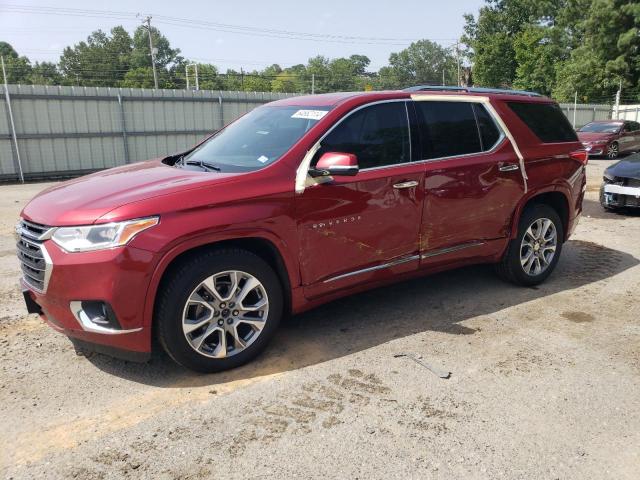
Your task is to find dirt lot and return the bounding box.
[1,160,639,479]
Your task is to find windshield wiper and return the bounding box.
[180,157,222,172]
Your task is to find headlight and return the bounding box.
[603,172,617,184]
[51,217,159,252]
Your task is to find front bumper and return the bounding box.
[22,241,160,356]
[601,183,640,208]
[583,144,606,156]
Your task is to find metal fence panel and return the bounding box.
[558,103,612,128]
[0,84,296,181]
[614,105,640,122]
[3,85,633,181]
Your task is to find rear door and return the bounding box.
[413,99,525,264]
[296,101,424,296]
[620,122,636,153]
[629,122,640,151]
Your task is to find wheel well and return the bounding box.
[154,238,292,324]
[522,192,569,241]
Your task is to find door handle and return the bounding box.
[393,180,419,189]
[498,162,520,172]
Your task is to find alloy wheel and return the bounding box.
[520,218,558,276]
[181,270,269,358]
[607,143,619,159]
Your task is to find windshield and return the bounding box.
[579,122,622,133]
[184,105,331,172]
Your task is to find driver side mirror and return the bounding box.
[309,152,359,178]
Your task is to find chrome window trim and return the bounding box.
[360,137,508,173]
[404,101,412,163]
[310,98,412,170]
[323,254,419,283]
[297,96,517,192]
[313,98,506,175]
[408,100,506,166]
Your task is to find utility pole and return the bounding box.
[614,79,622,119]
[185,63,199,90]
[573,91,578,128]
[311,73,315,94]
[455,41,461,87]
[140,15,159,89]
[442,69,445,86]
[1,56,25,183]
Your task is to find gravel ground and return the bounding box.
[1,159,639,479]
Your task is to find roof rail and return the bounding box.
[404,85,542,97]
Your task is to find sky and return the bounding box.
[0,0,484,71]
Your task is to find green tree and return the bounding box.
[383,40,456,87]
[29,62,62,85]
[462,1,565,88]
[512,26,566,96]
[131,26,181,70]
[121,67,156,88]
[59,27,132,86]
[554,0,640,101]
[0,41,32,83]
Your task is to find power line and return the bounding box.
[0,3,457,46]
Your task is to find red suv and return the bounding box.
[17,87,587,372]
[578,120,640,159]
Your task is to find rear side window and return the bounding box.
[473,104,501,150]
[414,101,481,159]
[507,102,578,143]
[320,102,410,169]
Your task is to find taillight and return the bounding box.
[570,149,589,165]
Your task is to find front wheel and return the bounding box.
[496,204,564,286]
[156,248,283,373]
[606,142,619,159]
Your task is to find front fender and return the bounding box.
[141,228,299,328]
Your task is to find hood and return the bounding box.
[21,160,240,226]
[606,153,640,180]
[578,132,615,143]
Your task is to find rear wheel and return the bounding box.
[496,204,563,286]
[156,248,283,372]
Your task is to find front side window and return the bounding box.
[184,105,331,172]
[319,102,410,170]
[414,101,482,159]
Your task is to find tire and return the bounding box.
[496,204,564,286]
[606,142,619,159]
[156,248,283,373]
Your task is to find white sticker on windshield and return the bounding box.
[291,109,328,120]
[257,155,269,163]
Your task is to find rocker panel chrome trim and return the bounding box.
[421,241,486,259]
[323,254,420,283]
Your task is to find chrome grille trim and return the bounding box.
[16,219,53,293]
[16,219,56,241]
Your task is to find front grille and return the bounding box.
[621,195,640,208]
[16,219,53,293]
[626,178,640,188]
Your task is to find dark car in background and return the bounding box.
[600,153,640,210]
[578,120,640,159]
